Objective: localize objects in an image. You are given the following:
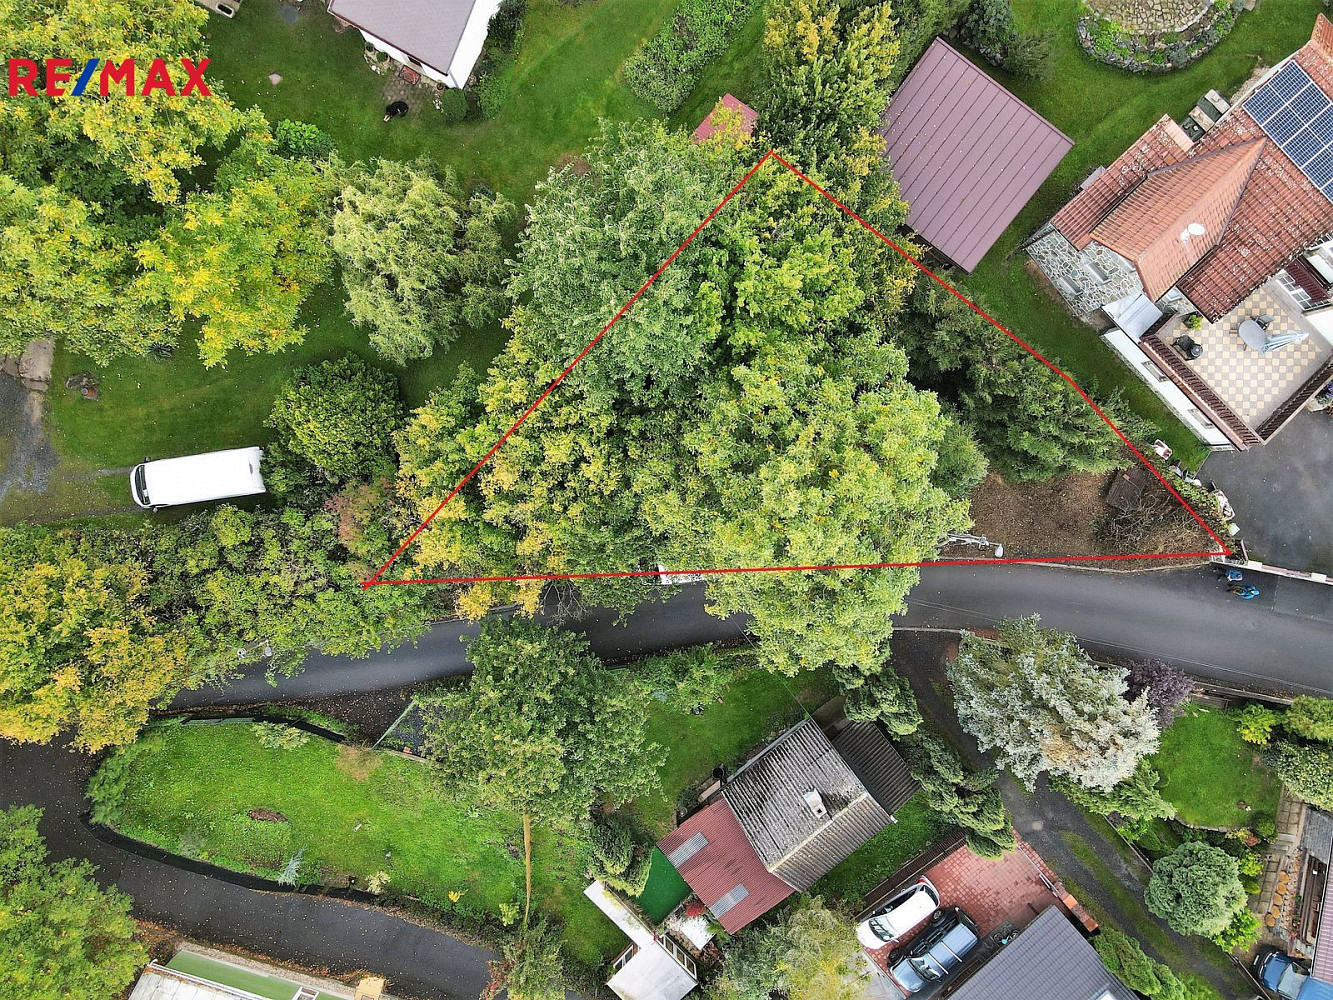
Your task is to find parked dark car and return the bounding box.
[887,907,980,995]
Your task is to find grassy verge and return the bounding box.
[1150,705,1280,830]
[91,665,849,966]
[1060,831,1235,976]
[957,0,1327,466]
[811,796,953,905]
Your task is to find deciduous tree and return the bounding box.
[710,898,866,1000]
[267,357,404,482]
[136,112,337,367]
[0,527,194,751]
[948,616,1159,790]
[0,805,146,1000]
[332,159,514,364]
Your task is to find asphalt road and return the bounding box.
[0,740,495,1000]
[180,563,1333,707]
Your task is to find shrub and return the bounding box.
[623,0,754,112]
[1145,841,1247,937]
[490,0,527,52]
[266,357,404,482]
[475,55,515,119]
[1236,703,1280,745]
[252,722,311,751]
[1126,659,1193,730]
[436,87,469,124]
[589,816,634,877]
[274,119,336,160]
[1094,929,1167,996]
[1285,696,1333,743]
[1264,740,1333,810]
[1211,907,1260,952]
[844,669,922,736]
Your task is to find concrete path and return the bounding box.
[0,739,496,1000]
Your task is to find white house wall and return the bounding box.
[358,30,450,85]
[447,0,504,88]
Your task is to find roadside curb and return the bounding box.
[1209,555,1333,587]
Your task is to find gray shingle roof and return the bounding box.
[328,0,481,75]
[831,722,918,815]
[1303,809,1333,865]
[948,907,1136,1000]
[723,719,889,890]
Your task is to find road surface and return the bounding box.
[179,563,1333,707]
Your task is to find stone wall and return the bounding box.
[1027,225,1144,317]
[1079,0,1243,74]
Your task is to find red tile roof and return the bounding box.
[1091,140,1265,300]
[693,95,758,144]
[1052,16,1333,319]
[880,38,1072,272]
[657,800,793,933]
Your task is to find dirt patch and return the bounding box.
[965,462,1218,567]
[336,745,384,781]
[248,807,289,824]
[0,376,58,504]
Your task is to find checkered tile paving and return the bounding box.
[1190,279,1333,425]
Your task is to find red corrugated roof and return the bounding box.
[657,800,794,933]
[1052,16,1333,320]
[880,38,1072,272]
[693,95,758,144]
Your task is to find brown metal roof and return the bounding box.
[722,719,890,891]
[657,800,794,933]
[328,0,480,76]
[880,38,1072,272]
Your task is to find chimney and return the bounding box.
[803,790,828,819]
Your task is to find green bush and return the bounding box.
[1285,696,1333,743]
[437,87,469,124]
[252,722,311,751]
[266,357,404,482]
[1264,740,1333,810]
[589,816,634,877]
[274,119,336,160]
[1236,703,1280,745]
[623,0,754,112]
[1211,907,1260,952]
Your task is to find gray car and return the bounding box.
[887,908,980,995]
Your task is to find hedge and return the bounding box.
[623,0,754,112]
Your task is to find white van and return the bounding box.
[131,447,266,510]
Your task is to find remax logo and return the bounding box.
[6,58,211,97]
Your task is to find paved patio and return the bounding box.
[1188,279,1333,427]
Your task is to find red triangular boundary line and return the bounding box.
[364,150,1230,589]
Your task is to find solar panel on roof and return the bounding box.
[1306,147,1333,187]
[1245,60,1333,205]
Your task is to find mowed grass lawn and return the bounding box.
[92,665,860,966]
[959,0,1328,466]
[1150,705,1281,829]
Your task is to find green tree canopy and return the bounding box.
[1285,696,1333,743]
[900,730,1014,859]
[267,357,404,482]
[948,616,1160,790]
[1144,841,1247,938]
[0,805,146,1000]
[709,898,866,1000]
[136,112,337,367]
[1052,759,1176,825]
[395,121,970,674]
[420,617,664,823]
[332,158,514,364]
[897,278,1123,481]
[1264,739,1333,810]
[0,526,194,751]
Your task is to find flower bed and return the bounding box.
[1078,0,1242,74]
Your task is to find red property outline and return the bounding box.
[365,150,1230,588]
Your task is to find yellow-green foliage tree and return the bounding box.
[0,527,194,752]
[137,112,338,367]
[0,0,241,204]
